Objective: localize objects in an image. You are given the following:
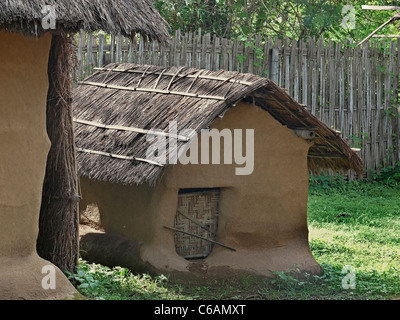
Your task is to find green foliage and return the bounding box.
[66,267,100,295]
[154,0,231,37]
[155,0,399,43]
[66,261,185,300]
[349,132,370,149]
[309,173,349,194]
[368,161,400,186]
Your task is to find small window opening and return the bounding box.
[174,188,221,260]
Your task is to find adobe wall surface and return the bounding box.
[0,31,77,299]
[80,102,321,278]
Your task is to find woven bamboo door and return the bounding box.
[174,189,220,259]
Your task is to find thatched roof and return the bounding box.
[73,63,363,186]
[0,0,169,42]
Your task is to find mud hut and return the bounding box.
[0,2,168,300]
[74,63,363,279]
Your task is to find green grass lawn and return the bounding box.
[68,174,400,300]
[305,177,400,300]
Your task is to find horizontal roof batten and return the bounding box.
[78,81,227,101]
[308,154,347,159]
[76,147,164,167]
[73,118,190,142]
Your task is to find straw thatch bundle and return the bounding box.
[0,0,169,42]
[36,33,79,273]
[73,63,363,187]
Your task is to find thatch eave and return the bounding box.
[0,0,170,43]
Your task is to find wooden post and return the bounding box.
[282,37,290,95]
[301,39,308,106]
[110,34,115,63]
[115,34,122,63]
[98,34,105,67]
[86,33,92,78]
[77,30,84,81]
[270,47,279,83]
[128,38,134,63]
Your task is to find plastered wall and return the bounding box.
[80,102,321,278]
[0,31,77,299]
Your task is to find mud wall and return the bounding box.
[0,31,77,299]
[80,102,321,278]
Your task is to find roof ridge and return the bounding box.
[92,66,258,86]
[77,80,228,101]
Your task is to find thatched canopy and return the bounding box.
[0,0,169,42]
[73,63,363,186]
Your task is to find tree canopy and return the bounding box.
[154,0,399,42]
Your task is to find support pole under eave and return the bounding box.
[37,33,80,274]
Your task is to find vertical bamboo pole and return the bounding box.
[98,34,105,67]
[77,30,84,80]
